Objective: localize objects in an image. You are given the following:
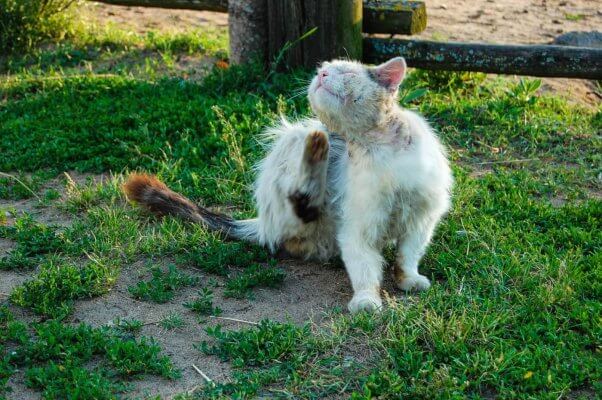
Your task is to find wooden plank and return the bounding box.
[266,0,362,69]
[363,0,426,35]
[89,0,228,12]
[90,0,426,36]
[364,38,602,79]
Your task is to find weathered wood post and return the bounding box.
[228,0,267,64]
[265,0,363,69]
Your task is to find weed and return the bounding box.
[181,237,270,276]
[185,288,222,316]
[26,362,120,400]
[506,78,542,106]
[0,215,62,256]
[0,173,43,200]
[224,263,285,299]
[160,313,186,330]
[0,306,28,344]
[10,258,118,318]
[0,215,65,270]
[112,318,143,334]
[128,264,199,303]
[62,173,123,212]
[201,320,308,368]
[104,336,180,378]
[0,351,13,398]
[42,188,61,203]
[0,251,38,270]
[3,317,179,397]
[564,13,585,21]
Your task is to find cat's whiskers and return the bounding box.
[287,84,310,101]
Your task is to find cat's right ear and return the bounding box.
[371,57,407,92]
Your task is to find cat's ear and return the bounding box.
[371,57,406,91]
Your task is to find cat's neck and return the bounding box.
[326,107,409,148]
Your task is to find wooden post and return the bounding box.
[228,0,267,65]
[363,0,426,35]
[266,0,363,69]
[364,38,602,79]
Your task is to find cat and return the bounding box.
[123,57,452,313]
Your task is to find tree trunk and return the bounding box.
[266,0,362,69]
[228,0,267,64]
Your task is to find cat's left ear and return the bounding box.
[371,57,406,91]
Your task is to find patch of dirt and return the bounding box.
[0,270,30,298]
[0,195,71,229]
[68,258,351,398]
[0,171,103,229]
[85,0,600,107]
[85,2,227,34]
[418,0,600,45]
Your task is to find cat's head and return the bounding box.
[307,57,406,135]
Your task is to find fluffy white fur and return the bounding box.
[248,57,452,313]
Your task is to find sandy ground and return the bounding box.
[84,0,601,106]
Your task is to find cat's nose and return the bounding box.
[318,69,328,83]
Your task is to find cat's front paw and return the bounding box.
[396,274,431,292]
[348,290,382,313]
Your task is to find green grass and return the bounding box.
[1,16,600,399]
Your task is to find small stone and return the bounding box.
[552,31,602,48]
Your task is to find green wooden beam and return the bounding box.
[364,38,602,79]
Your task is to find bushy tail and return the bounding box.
[123,173,258,242]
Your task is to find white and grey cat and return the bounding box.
[124,57,452,313]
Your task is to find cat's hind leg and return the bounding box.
[255,122,336,259]
[287,130,330,224]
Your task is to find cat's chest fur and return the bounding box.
[337,124,433,233]
[344,136,419,195]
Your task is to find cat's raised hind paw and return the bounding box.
[348,290,382,313]
[396,274,431,292]
[305,130,329,165]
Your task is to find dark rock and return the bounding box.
[552,31,602,48]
